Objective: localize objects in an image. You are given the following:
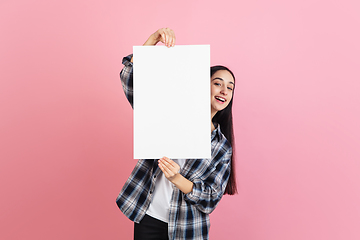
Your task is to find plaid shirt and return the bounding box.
[116,54,232,240]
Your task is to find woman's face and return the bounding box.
[210,70,234,115]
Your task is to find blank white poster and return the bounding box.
[133,45,211,159]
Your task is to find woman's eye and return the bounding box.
[228,87,233,90]
[214,83,221,86]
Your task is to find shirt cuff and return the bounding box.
[184,178,203,204]
[122,54,133,67]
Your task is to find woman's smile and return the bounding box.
[215,96,226,103]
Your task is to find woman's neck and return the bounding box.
[211,109,217,132]
[211,122,215,132]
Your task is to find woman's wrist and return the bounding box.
[143,33,159,46]
[171,174,194,194]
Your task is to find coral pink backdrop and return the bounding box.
[1,0,359,239]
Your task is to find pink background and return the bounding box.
[1,0,359,239]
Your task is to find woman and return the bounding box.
[116,28,237,240]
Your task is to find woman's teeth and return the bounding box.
[215,96,225,102]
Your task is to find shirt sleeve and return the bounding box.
[119,54,134,108]
[184,146,232,214]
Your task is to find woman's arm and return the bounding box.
[120,28,176,106]
[183,148,232,214]
[158,146,232,215]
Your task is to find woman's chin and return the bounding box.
[212,106,224,114]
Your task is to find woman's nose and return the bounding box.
[220,87,228,95]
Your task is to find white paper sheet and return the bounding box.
[133,45,211,159]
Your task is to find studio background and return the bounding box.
[1,0,359,239]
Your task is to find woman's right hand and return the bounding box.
[143,28,176,47]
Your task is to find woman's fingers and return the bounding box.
[170,29,176,47]
[163,28,171,47]
[158,160,166,173]
[163,29,169,46]
[158,157,181,182]
[159,160,172,178]
[167,28,175,47]
[159,30,166,44]
[160,157,174,169]
[160,157,180,173]
[158,28,175,47]
[146,28,175,47]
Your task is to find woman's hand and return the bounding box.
[158,156,180,182]
[158,156,194,194]
[143,28,176,47]
[131,28,175,62]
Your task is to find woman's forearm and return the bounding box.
[171,174,194,194]
[143,33,159,46]
[131,34,157,62]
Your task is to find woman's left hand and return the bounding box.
[158,157,180,182]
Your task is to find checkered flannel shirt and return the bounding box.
[116,54,232,240]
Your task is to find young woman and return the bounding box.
[116,28,237,240]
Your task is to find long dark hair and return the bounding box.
[211,65,237,195]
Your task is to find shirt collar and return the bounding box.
[211,123,221,140]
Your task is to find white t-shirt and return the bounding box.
[146,159,186,223]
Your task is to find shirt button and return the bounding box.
[154,175,156,178]
[150,190,153,194]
